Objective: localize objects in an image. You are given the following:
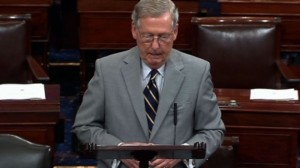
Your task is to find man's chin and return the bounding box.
[148,61,164,69]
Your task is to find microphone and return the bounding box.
[173,103,177,145]
[174,103,177,126]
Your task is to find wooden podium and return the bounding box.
[82,142,206,168]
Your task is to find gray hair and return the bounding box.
[131,0,179,29]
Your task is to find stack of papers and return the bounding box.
[250,88,299,101]
[0,83,45,100]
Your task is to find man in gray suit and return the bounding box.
[72,0,225,167]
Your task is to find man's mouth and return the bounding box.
[149,53,161,56]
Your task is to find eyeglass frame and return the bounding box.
[137,29,176,45]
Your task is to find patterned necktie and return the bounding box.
[143,69,159,134]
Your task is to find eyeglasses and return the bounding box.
[138,31,174,45]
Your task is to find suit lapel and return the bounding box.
[121,48,149,138]
[150,52,184,140]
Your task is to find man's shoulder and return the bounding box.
[171,49,209,65]
[96,47,137,64]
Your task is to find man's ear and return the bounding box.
[131,23,137,40]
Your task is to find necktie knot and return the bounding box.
[150,69,158,81]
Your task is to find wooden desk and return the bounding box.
[215,88,300,168]
[0,84,60,150]
[218,0,300,52]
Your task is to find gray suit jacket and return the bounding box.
[73,47,225,168]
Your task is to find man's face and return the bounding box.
[132,12,178,69]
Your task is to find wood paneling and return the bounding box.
[0,0,51,41]
[78,0,200,50]
[78,0,200,93]
[219,0,300,52]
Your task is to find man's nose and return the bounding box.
[151,37,160,49]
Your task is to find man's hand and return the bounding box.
[119,142,182,168]
[120,142,153,168]
[121,159,140,168]
[149,158,182,168]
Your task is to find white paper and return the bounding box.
[250,88,298,101]
[0,83,45,100]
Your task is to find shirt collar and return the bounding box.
[141,61,165,80]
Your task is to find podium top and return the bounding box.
[82,142,206,160]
